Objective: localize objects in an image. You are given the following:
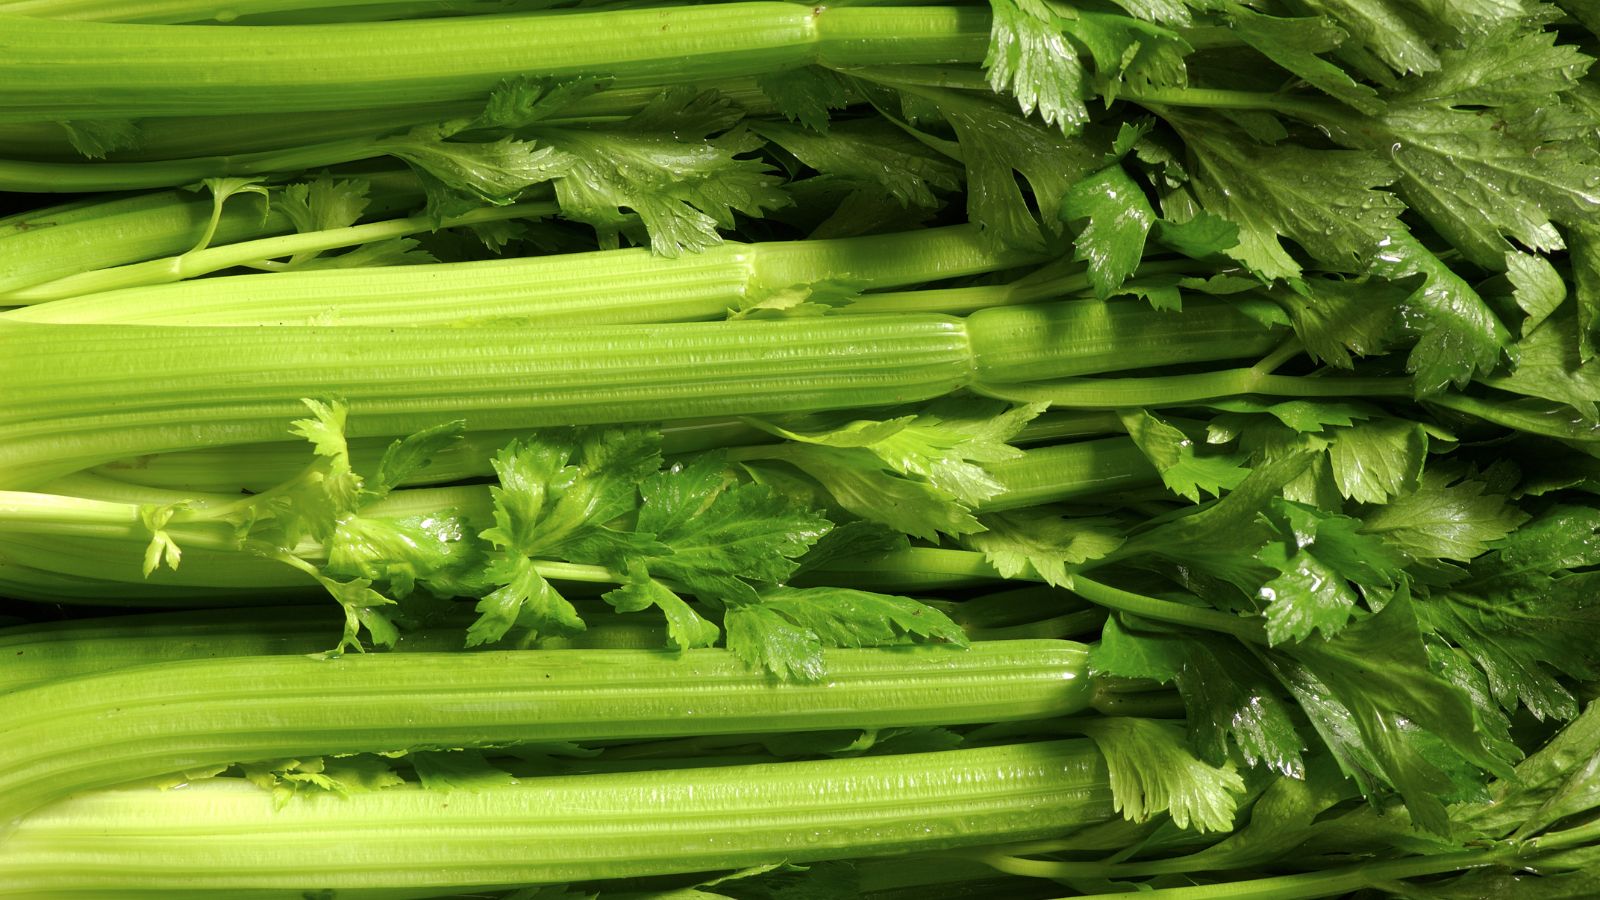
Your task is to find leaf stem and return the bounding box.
[975,369,1413,408]
[1067,574,1267,644]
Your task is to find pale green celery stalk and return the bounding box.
[0,300,1282,488]
[0,607,668,694]
[0,640,1093,824]
[2,223,1039,315]
[981,438,1159,511]
[0,556,295,605]
[979,369,1416,408]
[0,0,558,24]
[0,5,989,122]
[0,132,465,193]
[4,198,559,304]
[8,436,1155,600]
[845,259,1203,316]
[88,409,1121,493]
[0,740,1113,898]
[0,170,423,295]
[92,417,775,492]
[0,80,773,161]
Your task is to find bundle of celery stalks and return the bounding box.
[5,0,1600,897]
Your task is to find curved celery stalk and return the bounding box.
[0,171,424,296]
[0,81,773,162]
[2,200,559,304]
[89,410,1125,493]
[0,640,1093,824]
[2,223,1039,315]
[0,740,1112,897]
[0,607,669,694]
[0,301,1282,488]
[0,5,989,122]
[0,0,559,24]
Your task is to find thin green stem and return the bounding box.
[976,369,1414,408]
[1068,574,1268,644]
[1050,848,1504,900]
[1128,87,1338,123]
[4,200,558,303]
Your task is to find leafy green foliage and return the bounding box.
[1119,408,1248,502]
[1092,616,1305,776]
[725,586,966,681]
[1061,164,1155,299]
[967,509,1123,587]
[58,119,143,159]
[538,88,789,255]
[1163,111,1406,279]
[1255,500,1403,644]
[1226,7,1382,114]
[1359,463,1529,562]
[1075,716,1246,832]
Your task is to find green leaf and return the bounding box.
[724,587,965,680]
[1255,501,1404,644]
[628,452,830,606]
[312,571,399,654]
[1166,112,1405,278]
[277,178,370,240]
[409,749,518,791]
[1359,464,1530,562]
[325,513,481,599]
[759,586,966,649]
[1075,716,1246,832]
[540,88,788,256]
[282,398,365,540]
[57,118,142,159]
[1119,408,1249,502]
[1091,617,1306,776]
[760,445,980,541]
[380,133,570,222]
[1325,417,1428,504]
[1274,276,1403,370]
[1124,453,1316,593]
[1276,586,1513,834]
[892,85,1099,253]
[1061,164,1155,299]
[1206,397,1375,433]
[1152,210,1238,258]
[757,67,851,133]
[1290,0,1439,74]
[470,76,604,131]
[1423,575,1600,722]
[758,399,1043,507]
[479,428,661,562]
[469,552,583,646]
[1507,251,1567,336]
[368,420,466,498]
[138,502,184,577]
[724,602,824,681]
[603,559,721,651]
[985,0,1090,132]
[967,510,1123,587]
[1480,312,1600,420]
[755,119,961,211]
[1367,231,1510,393]
[1226,8,1383,114]
[1571,223,1600,362]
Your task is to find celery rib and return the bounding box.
[0,641,1093,824]
[0,740,1112,896]
[0,5,989,122]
